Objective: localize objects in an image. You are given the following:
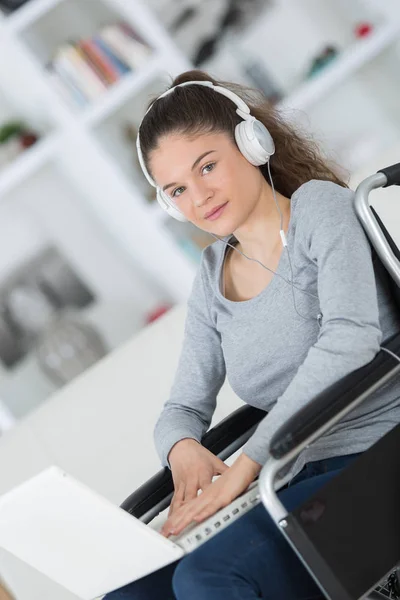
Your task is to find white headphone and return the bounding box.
[136,80,275,222]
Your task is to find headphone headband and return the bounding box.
[136,80,254,186]
[136,79,275,222]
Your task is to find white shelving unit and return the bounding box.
[277,19,400,112]
[81,51,161,127]
[0,131,58,197]
[0,0,197,295]
[0,0,199,432]
[1,0,64,32]
[275,13,400,172]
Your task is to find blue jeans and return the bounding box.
[104,453,360,600]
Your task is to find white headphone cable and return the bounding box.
[267,160,321,323]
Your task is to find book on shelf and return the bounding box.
[46,69,87,110]
[92,35,132,76]
[54,44,108,102]
[46,21,152,110]
[78,38,121,85]
[99,23,153,70]
[47,61,89,108]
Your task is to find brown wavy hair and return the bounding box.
[138,69,347,198]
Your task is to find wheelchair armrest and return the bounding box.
[269,332,400,460]
[120,405,265,520]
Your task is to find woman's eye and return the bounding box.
[170,163,215,198]
[172,186,185,198]
[202,162,216,174]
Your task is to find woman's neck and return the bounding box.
[233,186,291,263]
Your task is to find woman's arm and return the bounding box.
[154,262,226,468]
[242,181,383,466]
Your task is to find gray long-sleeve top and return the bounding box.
[154,179,400,475]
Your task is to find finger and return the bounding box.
[169,493,187,517]
[183,481,199,502]
[193,501,223,523]
[168,498,184,517]
[173,482,185,503]
[192,493,232,524]
[168,495,180,516]
[168,484,185,516]
[162,512,186,537]
[163,492,223,537]
[162,499,203,537]
[169,477,201,517]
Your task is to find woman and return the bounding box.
[106,69,400,599]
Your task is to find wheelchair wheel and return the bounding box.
[375,567,400,599]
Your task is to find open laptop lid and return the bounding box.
[0,466,183,599]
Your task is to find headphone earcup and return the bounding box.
[235,119,275,166]
[157,189,188,222]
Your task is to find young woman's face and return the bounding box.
[149,131,265,237]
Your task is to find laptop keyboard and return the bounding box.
[171,482,260,552]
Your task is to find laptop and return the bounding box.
[0,466,261,599]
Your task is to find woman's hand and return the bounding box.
[167,438,229,518]
[161,453,261,538]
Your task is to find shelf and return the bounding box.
[16,0,138,69]
[2,0,63,33]
[82,53,161,128]
[278,20,400,112]
[0,133,58,199]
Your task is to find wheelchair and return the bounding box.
[121,164,400,600]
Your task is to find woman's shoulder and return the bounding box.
[293,178,353,206]
[292,178,355,228]
[200,236,231,278]
[190,237,227,298]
